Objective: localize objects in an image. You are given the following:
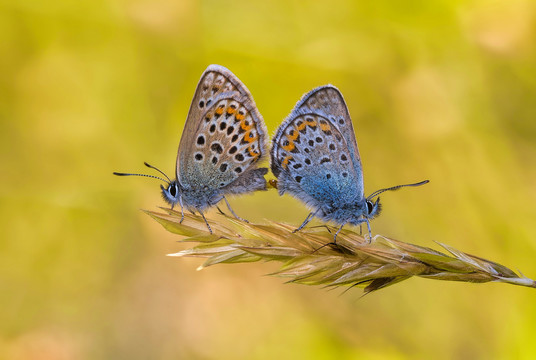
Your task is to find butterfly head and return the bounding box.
[365,197,382,219]
[160,180,181,208]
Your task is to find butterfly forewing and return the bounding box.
[178,65,267,191]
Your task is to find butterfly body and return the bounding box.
[271,85,424,241]
[162,166,268,212]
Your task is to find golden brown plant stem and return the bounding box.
[145,209,536,294]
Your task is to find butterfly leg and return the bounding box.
[311,223,346,253]
[223,196,249,223]
[293,211,316,233]
[332,223,346,244]
[357,218,372,243]
[216,206,226,215]
[200,211,213,234]
[309,225,332,234]
[365,219,372,243]
[179,195,185,223]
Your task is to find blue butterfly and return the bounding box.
[115,65,269,232]
[271,85,428,243]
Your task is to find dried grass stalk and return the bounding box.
[145,209,536,294]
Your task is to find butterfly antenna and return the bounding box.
[367,180,429,200]
[143,162,172,183]
[113,171,170,184]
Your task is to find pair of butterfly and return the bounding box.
[115,65,428,243]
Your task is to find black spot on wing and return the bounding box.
[210,142,223,154]
[235,153,245,162]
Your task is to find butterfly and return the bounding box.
[270,85,428,243]
[115,65,269,232]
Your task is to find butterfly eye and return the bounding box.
[169,184,178,197]
[366,200,374,215]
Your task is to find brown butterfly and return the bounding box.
[115,65,268,232]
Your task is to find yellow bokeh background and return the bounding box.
[2,0,536,358]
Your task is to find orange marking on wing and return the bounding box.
[282,155,292,169]
[306,118,317,127]
[287,129,299,142]
[247,146,259,158]
[282,140,295,152]
[227,107,236,115]
[244,131,258,143]
[296,122,307,132]
[320,122,331,132]
[215,107,224,115]
[240,121,252,131]
[235,113,245,121]
[283,143,296,151]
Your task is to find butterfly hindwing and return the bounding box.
[291,85,364,194]
[271,111,362,208]
[178,65,268,192]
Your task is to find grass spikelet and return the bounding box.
[146,209,536,294]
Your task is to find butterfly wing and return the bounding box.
[178,65,268,192]
[289,85,364,196]
[271,110,363,211]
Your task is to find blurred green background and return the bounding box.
[2,0,536,358]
